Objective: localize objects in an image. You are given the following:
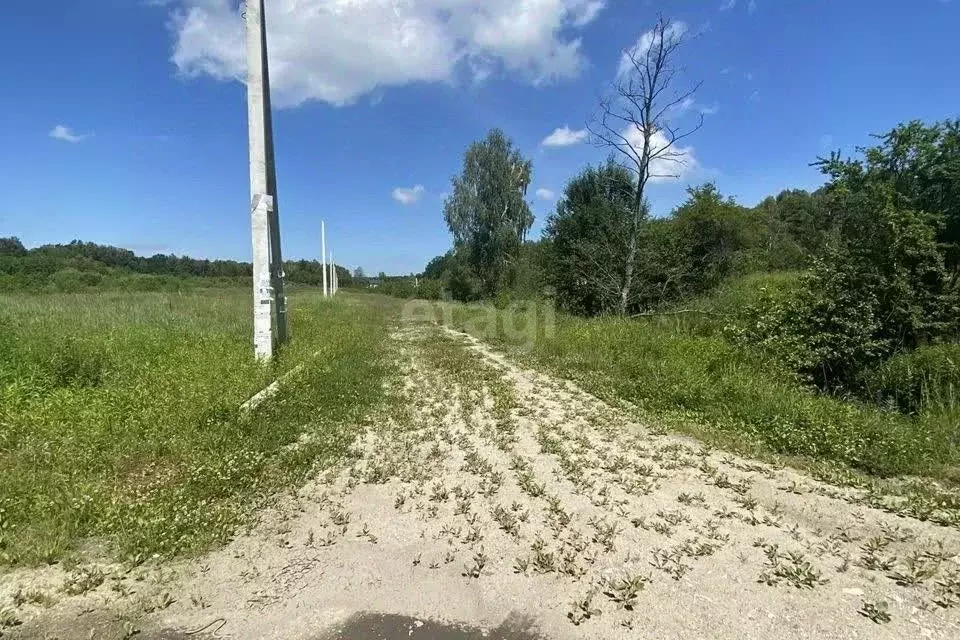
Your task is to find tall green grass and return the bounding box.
[0,290,399,566]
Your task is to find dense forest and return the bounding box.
[0,238,356,292]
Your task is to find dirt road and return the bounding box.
[7,323,960,639]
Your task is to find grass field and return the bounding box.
[0,289,400,566]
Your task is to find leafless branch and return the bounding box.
[584,14,703,315]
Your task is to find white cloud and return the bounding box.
[168,0,607,108]
[699,104,719,116]
[617,21,687,77]
[748,0,758,13]
[535,187,556,200]
[541,125,588,147]
[719,0,736,10]
[675,96,695,114]
[392,184,425,205]
[49,125,91,143]
[623,125,699,184]
[571,0,605,27]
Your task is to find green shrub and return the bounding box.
[49,268,103,292]
[860,344,960,415]
[417,278,444,300]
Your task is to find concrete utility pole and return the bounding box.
[321,221,328,297]
[329,252,336,296]
[246,0,288,360]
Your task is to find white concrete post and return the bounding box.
[246,0,288,358]
[251,194,274,360]
[321,221,328,297]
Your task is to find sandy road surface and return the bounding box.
[7,322,960,639]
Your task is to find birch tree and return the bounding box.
[443,129,534,297]
[588,15,702,315]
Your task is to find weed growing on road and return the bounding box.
[61,566,106,595]
[602,573,651,610]
[567,593,601,625]
[933,570,960,608]
[462,548,488,578]
[758,545,827,589]
[858,599,891,623]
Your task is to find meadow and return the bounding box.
[0,289,399,566]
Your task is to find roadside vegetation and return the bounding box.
[0,290,399,566]
[379,18,960,492]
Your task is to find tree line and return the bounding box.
[0,238,356,292]
[410,16,960,411]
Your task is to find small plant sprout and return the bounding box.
[677,492,706,506]
[567,593,601,625]
[463,547,488,578]
[858,599,891,624]
[62,566,106,595]
[602,573,651,610]
[650,547,691,580]
[888,550,938,586]
[933,570,960,608]
[758,547,828,589]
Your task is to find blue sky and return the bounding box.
[1,0,957,275]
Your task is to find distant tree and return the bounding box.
[545,160,637,314]
[443,129,533,298]
[353,266,365,280]
[0,237,27,256]
[589,15,702,315]
[335,265,353,288]
[423,251,454,280]
[671,184,765,294]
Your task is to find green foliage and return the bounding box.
[0,237,26,257]
[736,127,960,390]
[754,189,831,264]
[858,120,960,280]
[731,255,892,389]
[0,290,398,565]
[546,177,776,315]
[443,129,534,298]
[544,160,635,315]
[670,183,769,296]
[860,344,960,415]
[423,252,453,280]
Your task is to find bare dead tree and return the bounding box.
[588,15,703,315]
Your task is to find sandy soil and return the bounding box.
[5,323,960,639]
